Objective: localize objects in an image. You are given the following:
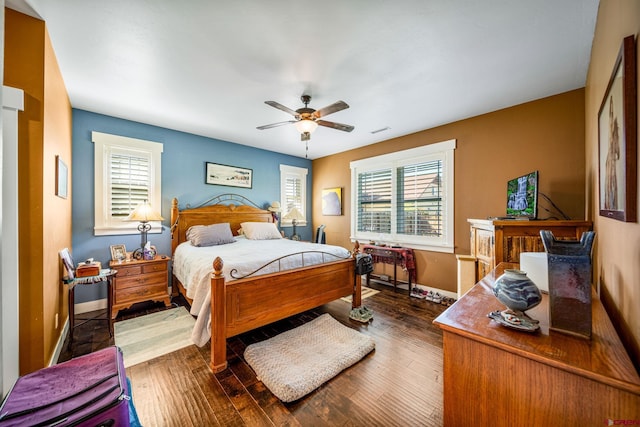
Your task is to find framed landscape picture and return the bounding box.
[205,162,253,189]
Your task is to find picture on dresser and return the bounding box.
[110,244,126,262]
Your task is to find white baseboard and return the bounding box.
[366,278,457,300]
[75,298,107,314]
[48,298,108,366]
[49,317,69,366]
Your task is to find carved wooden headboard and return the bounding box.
[170,194,273,255]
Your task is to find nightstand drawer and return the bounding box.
[115,282,167,304]
[116,271,167,289]
[115,265,143,277]
[142,262,167,274]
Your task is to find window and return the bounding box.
[280,164,308,226]
[93,131,163,236]
[350,139,455,252]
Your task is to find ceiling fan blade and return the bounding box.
[317,120,354,132]
[265,101,299,117]
[313,101,349,118]
[256,120,296,130]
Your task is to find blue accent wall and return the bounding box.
[72,109,312,304]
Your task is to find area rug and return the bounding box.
[244,313,375,402]
[340,286,380,303]
[114,307,195,368]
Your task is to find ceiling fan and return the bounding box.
[257,95,354,142]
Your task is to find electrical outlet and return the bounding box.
[55,313,59,329]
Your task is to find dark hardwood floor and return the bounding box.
[59,282,448,426]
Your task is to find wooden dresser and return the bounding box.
[468,218,592,282]
[109,255,171,319]
[434,263,640,426]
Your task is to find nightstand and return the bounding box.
[109,255,171,319]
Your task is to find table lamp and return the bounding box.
[126,200,164,257]
[283,207,305,241]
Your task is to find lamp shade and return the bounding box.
[126,200,164,222]
[268,201,281,212]
[294,119,318,134]
[283,207,305,221]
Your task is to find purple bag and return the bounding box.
[0,346,132,426]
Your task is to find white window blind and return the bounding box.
[110,153,150,218]
[357,168,392,234]
[93,131,163,236]
[280,164,308,225]
[351,140,455,252]
[397,159,443,237]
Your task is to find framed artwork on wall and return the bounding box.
[205,162,253,189]
[322,187,342,216]
[598,35,637,222]
[55,155,68,199]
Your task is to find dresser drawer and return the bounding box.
[115,265,143,277]
[116,271,167,290]
[115,282,167,304]
[142,262,167,274]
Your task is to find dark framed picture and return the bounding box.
[55,155,68,198]
[205,162,253,189]
[598,35,637,222]
[322,187,342,216]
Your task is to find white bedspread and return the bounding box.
[172,236,351,346]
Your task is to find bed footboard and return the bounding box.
[209,247,361,373]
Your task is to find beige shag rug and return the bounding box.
[114,307,195,367]
[244,313,375,402]
[340,286,380,303]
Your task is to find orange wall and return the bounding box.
[4,9,72,373]
[586,0,640,369]
[313,89,586,293]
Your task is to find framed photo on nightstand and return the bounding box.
[110,244,126,262]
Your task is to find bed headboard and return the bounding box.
[170,195,273,255]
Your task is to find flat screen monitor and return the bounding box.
[506,171,538,219]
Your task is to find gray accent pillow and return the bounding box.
[187,223,235,247]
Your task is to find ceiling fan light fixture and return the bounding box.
[294,119,318,134]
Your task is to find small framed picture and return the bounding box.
[110,244,126,262]
[322,187,343,215]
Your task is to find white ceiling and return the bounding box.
[7,0,599,159]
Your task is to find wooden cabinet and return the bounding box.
[109,255,171,318]
[434,263,640,426]
[468,218,592,282]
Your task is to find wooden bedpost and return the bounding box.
[170,198,179,256]
[210,257,227,373]
[352,241,362,308]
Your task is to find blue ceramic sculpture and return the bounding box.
[489,269,542,332]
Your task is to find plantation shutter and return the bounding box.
[284,174,303,213]
[110,153,150,218]
[397,159,443,237]
[357,168,392,234]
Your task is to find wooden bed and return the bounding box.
[170,194,362,372]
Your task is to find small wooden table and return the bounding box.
[361,245,416,293]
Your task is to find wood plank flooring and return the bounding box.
[58,282,447,426]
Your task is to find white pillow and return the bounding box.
[240,222,282,240]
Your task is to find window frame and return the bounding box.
[279,164,308,227]
[93,131,163,236]
[350,139,456,253]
